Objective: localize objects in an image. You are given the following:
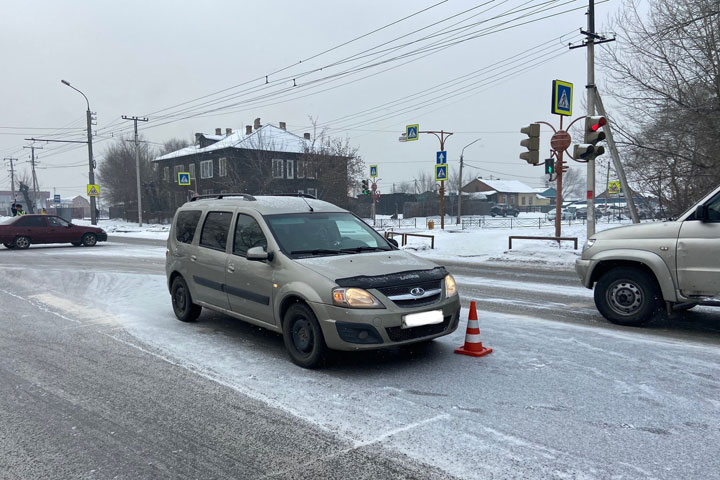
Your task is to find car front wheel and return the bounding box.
[171,276,201,322]
[594,267,663,326]
[81,233,97,247]
[283,303,327,369]
[14,236,30,249]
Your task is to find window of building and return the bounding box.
[272,159,284,178]
[233,214,268,257]
[199,211,232,251]
[188,163,195,179]
[175,210,201,244]
[521,196,526,206]
[286,159,294,179]
[296,160,305,179]
[306,187,317,197]
[305,161,315,179]
[219,157,227,177]
[201,160,213,179]
[297,189,304,194]
[202,189,214,195]
[529,196,534,205]
[173,165,185,183]
[163,166,169,183]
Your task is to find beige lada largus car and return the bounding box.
[166,194,461,368]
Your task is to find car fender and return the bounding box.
[274,281,326,324]
[588,249,677,302]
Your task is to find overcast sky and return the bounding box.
[0,0,620,200]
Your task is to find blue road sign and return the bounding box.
[436,151,447,164]
[435,163,448,181]
[406,124,419,141]
[178,172,191,186]
[370,165,378,178]
[54,194,61,203]
[551,80,573,116]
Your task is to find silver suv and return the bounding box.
[166,194,461,368]
[576,185,720,326]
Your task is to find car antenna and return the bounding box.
[301,195,314,212]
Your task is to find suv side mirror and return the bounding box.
[247,246,270,261]
[387,238,399,248]
[695,204,709,221]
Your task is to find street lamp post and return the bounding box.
[61,79,97,225]
[457,138,481,225]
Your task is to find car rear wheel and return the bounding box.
[594,267,663,326]
[81,233,97,247]
[14,236,30,249]
[171,276,201,322]
[283,303,327,369]
[3,243,15,249]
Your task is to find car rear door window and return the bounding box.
[233,214,267,257]
[175,210,202,244]
[15,216,47,227]
[199,211,232,251]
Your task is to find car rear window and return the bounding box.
[175,210,202,244]
[199,211,232,251]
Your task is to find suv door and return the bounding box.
[193,211,233,310]
[676,191,720,296]
[225,213,275,324]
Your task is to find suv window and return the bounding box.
[15,216,47,227]
[175,210,202,244]
[199,211,232,251]
[47,216,70,227]
[233,214,267,256]
[707,193,720,222]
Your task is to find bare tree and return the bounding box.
[97,136,155,206]
[413,170,436,193]
[561,167,585,200]
[600,0,720,213]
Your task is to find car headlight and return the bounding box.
[444,274,457,297]
[583,238,596,251]
[332,288,385,308]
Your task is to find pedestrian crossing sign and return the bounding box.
[406,124,419,141]
[608,181,621,194]
[435,163,448,181]
[178,172,191,186]
[369,165,378,178]
[551,80,573,116]
[87,184,100,197]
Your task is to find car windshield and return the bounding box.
[264,212,392,258]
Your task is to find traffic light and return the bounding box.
[544,158,554,175]
[574,116,606,160]
[520,123,540,164]
[361,179,369,195]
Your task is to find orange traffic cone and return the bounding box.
[454,301,492,357]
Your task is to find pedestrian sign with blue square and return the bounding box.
[436,151,447,164]
[551,80,573,116]
[435,163,448,181]
[178,172,191,186]
[406,124,419,141]
[370,165,378,178]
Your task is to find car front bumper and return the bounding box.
[97,232,108,242]
[309,296,462,351]
[575,258,593,287]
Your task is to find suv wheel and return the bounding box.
[171,276,201,322]
[283,303,327,369]
[594,267,662,326]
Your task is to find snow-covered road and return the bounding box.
[1,241,719,479]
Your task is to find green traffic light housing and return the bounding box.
[544,158,554,174]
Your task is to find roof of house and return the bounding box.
[474,179,536,193]
[154,124,309,161]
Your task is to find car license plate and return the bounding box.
[402,310,443,329]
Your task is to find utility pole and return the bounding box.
[23,145,43,212]
[457,138,481,224]
[122,115,149,226]
[4,157,17,202]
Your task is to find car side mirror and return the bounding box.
[695,204,709,221]
[247,246,270,261]
[387,238,399,248]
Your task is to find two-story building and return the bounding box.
[152,119,349,210]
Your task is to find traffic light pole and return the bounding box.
[372,181,377,226]
[422,130,453,230]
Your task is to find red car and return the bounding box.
[0,215,107,249]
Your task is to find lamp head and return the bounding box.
[61,79,70,86]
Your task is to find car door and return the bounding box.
[225,213,275,325]
[46,216,74,243]
[192,210,233,310]
[676,191,720,296]
[14,216,49,243]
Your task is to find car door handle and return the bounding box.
[190,255,197,262]
[227,264,235,273]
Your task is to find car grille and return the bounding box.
[385,314,452,342]
[376,280,442,309]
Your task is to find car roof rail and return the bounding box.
[270,193,318,199]
[189,193,256,202]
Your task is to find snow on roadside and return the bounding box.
[75,218,170,241]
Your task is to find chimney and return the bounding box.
[279,121,286,130]
[253,117,261,130]
[226,128,232,136]
[245,125,252,135]
[194,133,202,144]
[303,133,311,140]
[215,128,222,135]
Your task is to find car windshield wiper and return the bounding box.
[339,246,391,253]
[290,249,344,256]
